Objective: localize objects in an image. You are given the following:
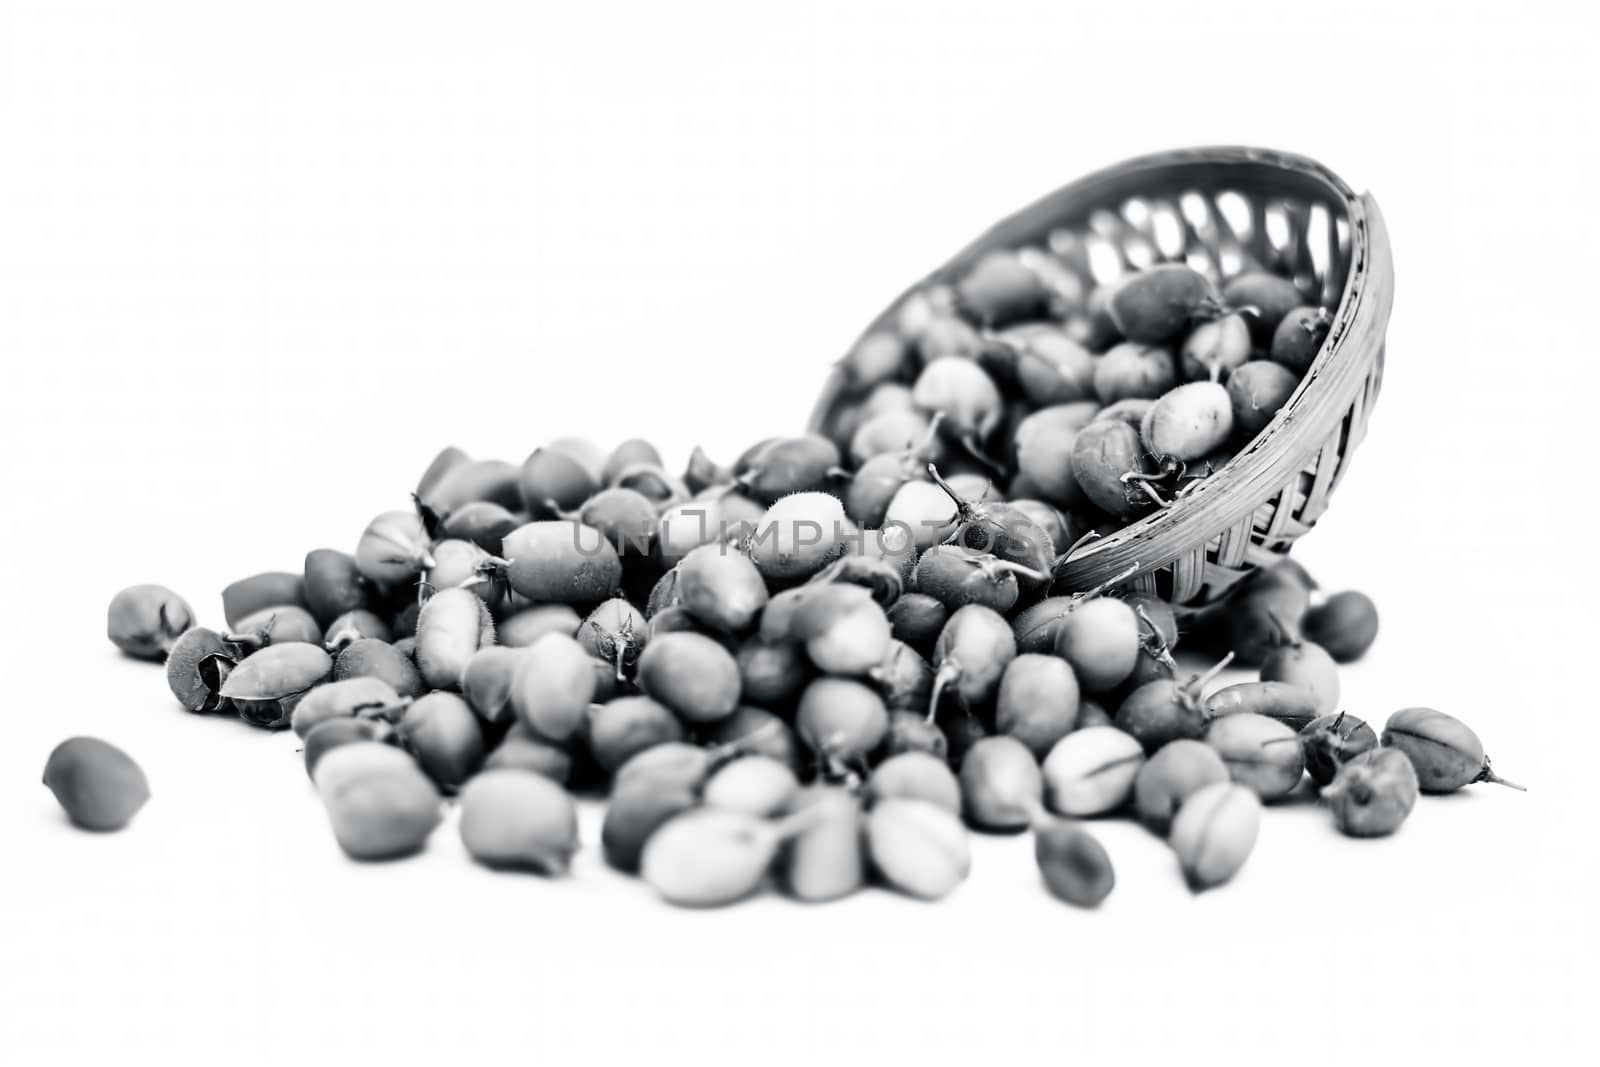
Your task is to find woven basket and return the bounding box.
[808,145,1394,608]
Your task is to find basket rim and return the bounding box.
[809,144,1395,595]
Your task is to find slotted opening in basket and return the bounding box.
[812,147,1390,607]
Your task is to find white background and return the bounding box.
[2,1,1595,1063]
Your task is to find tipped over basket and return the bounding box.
[808,145,1394,608]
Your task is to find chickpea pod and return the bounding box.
[805,596,893,676]
[322,608,393,653]
[1324,748,1419,838]
[994,653,1080,760]
[497,604,582,647]
[915,314,985,364]
[1302,591,1379,663]
[577,598,649,680]
[1259,638,1340,718]
[701,706,804,772]
[354,511,434,587]
[1142,381,1234,462]
[1203,712,1306,800]
[1269,306,1333,375]
[334,638,424,699]
[509,632,598,743]
[519,446,600,517]
[43,737,150,831]
[416,445,470,500]
[1133,739,1230,831]
[641,808,819,908]
[415,587,496,692]
[865,640,934,717]
[1055,596,1142,694]
[883,478,960,552]
[220,643,334,729]
[778,786,865,903]
[302,549,372,626]
[315,744,442,861]
[484,730,574,783]
[1013,404,1095,509]
[926,465,1055,586]
[997,325,1096,407]
[1300,712,1379,787]
[1227,361,1299,438]
[889,592,948,650]
[497,520,624,603]
[1180,312,1252,382]
[928,605,1017,723]
[221,572,308,630]
[291,677,405,738]
[913,545,1032,614]
[1041,727,1145,816]
[1095,341,1180,406]
[637,631,742,724]
[678,543,769,633]
[864,798,972,901]
[441,501,520,555]
[797,677,889,765]
[303,718,396,780]
[1381,707,1524,794]
[955,249,1047,326]
[1221,271,1304,345]
[1169,781,1261,890]
[703,756,800,818]
[959,736,1045,832]
[912,356,1004,448]
[587,696,685,774]
[459,646,526,724]
[1107,264,1221,343]
[165,626,235,713]
[736,637,812,707]
[736,435,841,505]
[1034,823,1115,907]
[398,692,485,791]
[871,751,964,814]
[1203,681,1321,732]
[745,492,850,582]
[1115,654,1235,753]
[107,584,195,661]
[1069,419,1159,521]
[839,330,908,388]
[458,769,579,874]
[882,710,950,761]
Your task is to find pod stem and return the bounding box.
[411,493,447,540]
[1477,758,1527,792]
[1052,529,1103,569]
[353,697,413,724]
[1187,651,1236,695]
[1121,471,1170,508]
[907,411,948,463]
[1020,795,1053,832]
[769,803,834,843]
[475,557,511,583]
[1264,608,1299,649]
[926,462,975,519]
[985,559,1051,585]
[713,723,787,764]
[542,498,581,523]
[927,660,960,725]
[1070,561,1142,605]
[956,433,1008,479]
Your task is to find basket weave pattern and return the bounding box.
[811,146,1394,608]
